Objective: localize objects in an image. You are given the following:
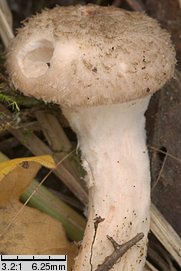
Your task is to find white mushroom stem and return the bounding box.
[63,96,151,271]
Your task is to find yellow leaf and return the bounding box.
[0,155,56,204]
[0,155,55,182]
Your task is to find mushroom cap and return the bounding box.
[7,5,176,108]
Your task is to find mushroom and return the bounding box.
[7,5,175,271]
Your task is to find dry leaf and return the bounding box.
[0,201,78,270]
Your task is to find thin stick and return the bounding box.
[95,233,144,271]
[145,260,159,271]
[148,145,181,163]
[0,0,14,48]
[151,152,168,191]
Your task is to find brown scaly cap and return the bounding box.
[7,5,176,108]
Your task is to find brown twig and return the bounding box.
[95,232,144,271]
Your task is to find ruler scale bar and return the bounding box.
[0,255,67,271]
[1,255,66,261]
